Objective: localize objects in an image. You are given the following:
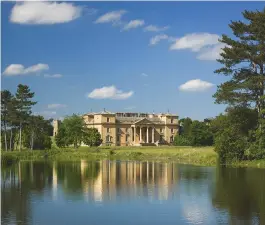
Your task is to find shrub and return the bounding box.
[214,128,249,164]
[174,135,192,146]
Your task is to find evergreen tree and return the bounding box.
[214,8,265,149]
[15,85,37,151]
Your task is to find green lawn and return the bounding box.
[2,146,265,168]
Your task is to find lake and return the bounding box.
[1,160,265,225]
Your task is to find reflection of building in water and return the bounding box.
[52,162,58,200]
[78,160,179,202]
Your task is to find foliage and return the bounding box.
[22,116,53,150]
[190,120,214,146]
[1,85,53,151]
[214,127,249,164]
[55,124,70,148]
[179,117,192,136]
[173,135,192,146]
[83,128,102,147]
[55,115,102,149]
[15,84,37,151]
[214,8,265,158]
[175,118,213,147]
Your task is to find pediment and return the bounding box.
[134,118,154,125]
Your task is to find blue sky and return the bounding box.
[2,1,264,120]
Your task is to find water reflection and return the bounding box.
[1,160,265,225]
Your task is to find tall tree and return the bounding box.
[214,8,265,149]
[15,85,36,151]
[1,90,13,151]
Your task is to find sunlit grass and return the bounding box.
[2,146,264,168]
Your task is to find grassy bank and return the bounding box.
[1,146,265,168]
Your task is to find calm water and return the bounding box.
[1,160,265,225]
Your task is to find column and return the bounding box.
[146,127,149,143]
[140,127,142,143]
[152,127,155,143]
[134,127,136,144]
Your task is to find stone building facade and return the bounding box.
[53,110,179,146]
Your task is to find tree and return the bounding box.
[211,106,260,162]
[190,120,213,146]
[214,8,265,149]
[23,116,52,150]
[63,114,87,148]
[1,90,13,151]
[179,117,192,136]
[15,85,36,151]
[83,128,102,147]
[55,124,70,148]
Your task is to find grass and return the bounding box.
[1,146,265,168]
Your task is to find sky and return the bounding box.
[2,1,265,120]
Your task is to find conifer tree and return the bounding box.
[214,8,265,149]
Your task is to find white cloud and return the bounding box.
[87,85,133,100]
[44,74,63,78]
[95,10,126,25]
[196,43,226,61]
[123,19,145,30]
[10,2,82,25]
[179,79,214,92]
[47,104,67,109]
[141,73,148,77]
[170,33,220,52]
[2,63,49,76]
[149,34,168,45]
[144,25,169,32]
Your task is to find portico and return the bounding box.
[131,126,156,145]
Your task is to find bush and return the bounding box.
[214,128,249,164]
[173,135,192,146]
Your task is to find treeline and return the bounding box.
[1,84,53,151]
[174,118,213,146]
[55,114,102,148]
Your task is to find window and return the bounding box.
[106,135,111,142]
[171,128,174,133]
[107,117,110,122]
[160,128,164,133]
[159,135,163,142]
[107,128,110,133]
[171,118,174,123]
[117,135,120,142]
[170,136,174,143]
[126,135,128,142]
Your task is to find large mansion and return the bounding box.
[53,110,179,146]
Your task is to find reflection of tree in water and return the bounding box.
[2,163,31,225]
[56,161,100,193]
[212,166,265,224]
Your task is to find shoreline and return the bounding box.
[2,146,265,168]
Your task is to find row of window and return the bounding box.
[107,128,175,133]
[106,118,175,123]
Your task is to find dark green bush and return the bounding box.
[173,135,192,146]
